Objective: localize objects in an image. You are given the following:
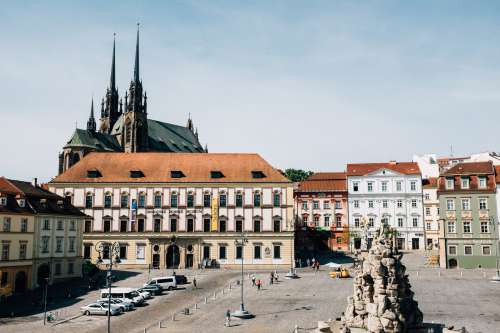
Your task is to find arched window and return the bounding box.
[235,191,243,207]
[273,191,281,207]
[219,191,227,207]
[85,192,93,209]
[104,192,112,208]
[203,192,211,208]
[187,192,195,208]
[125,119,132,143]
[253,191,261,207]
[138,192,146,208]
[253,218,261,232]
[154,192,162,208]
[120,192,129,208]
[170,192,178,208]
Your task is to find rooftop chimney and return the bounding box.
[32,177,38,187]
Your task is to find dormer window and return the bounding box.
[17,199,25,208]
[0,197,6,206]
[57,200,64,208]
[130,170,145,178]
[479,177,487,189]
[251,171,266,179]
[87,169,102,178]
[446,177,454,190]
[210,171,224,179]
[170,170,185,178]
[40,198,47,209]
[461,177,470,189]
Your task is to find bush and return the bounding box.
[82,260,99,277]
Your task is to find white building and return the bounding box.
[412,154,439,179]
[422,178,440,250]
[347,162,425,251]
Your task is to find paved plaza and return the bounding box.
[1,253,499,333]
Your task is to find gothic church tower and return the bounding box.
[99,35,121,134]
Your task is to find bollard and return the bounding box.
[158,321,162,328]
[213,292,217,299]
[222,288,225,294]
[416,271,419,277]
[438,270,441,277]
[144,328,147,333]
[294,324,299,333]
[229,283,232,290]
[172,313,176,321]
[204,296,208,304]
[460,271,463,277]
[194,303,199,310]
[483,271,487,278]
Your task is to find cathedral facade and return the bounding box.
[59,27,205,174]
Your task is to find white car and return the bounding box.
[81,302,122,316]
[101,288,144,305]
[136,289,151,300]
[144,276,177,291]
[97,298,134,311]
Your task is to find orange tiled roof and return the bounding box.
[306,172,346,181]
[422,177,438,189]
[442,161,494,176]
[298,172,347,192]
[0,177,21,194]
[50,152,290,184]
[346,162,420,176]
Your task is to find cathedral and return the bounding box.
[58,27,206,174]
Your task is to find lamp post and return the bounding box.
[488,217,500,281]
[231,233,254,319]
[286,208,298,279]
[170,236,177,275]
[95,241,121,333]
[42,277,49,325]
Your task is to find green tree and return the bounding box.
[284,168,314,182]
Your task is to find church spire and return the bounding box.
[134,23,140,84]
[87,98,96,133]
[110,33,116,91]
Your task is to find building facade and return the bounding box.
[438,162,499,269]
[49,152,294,270]
[423,177,440,250]
[0,178,85,297]
[295,172,349,252]
[59,27,205,174]
[347,162,425,251]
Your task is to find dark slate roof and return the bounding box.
[64,129,121,151]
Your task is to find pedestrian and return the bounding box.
[257,279,261,291]
[306,258,311,267]
[225,309,231,327]
[312,257,316,267]
[275,273,279,283]
[270,272,274,285]
[193,277,197,289]
[315,261,320,271]
[251,275,256,286]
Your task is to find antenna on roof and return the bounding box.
[450,145,454,157]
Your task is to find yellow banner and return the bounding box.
[211,196,218,231]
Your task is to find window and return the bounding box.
[353,200,359,208]
[479,177,487,189]
[313,201,319,209]
[187,193,194,208]
[482,246,491,255]
[102,244,110,259]
[480,221,489,233]
[119,245,127,259]
[21,218,28,232]
[381,181,388,192]
[219,246,227,259]
[3,217,11,232]
[203,194,211,208]
[464,245,472,255]
[219,194,227,207]
[448,245,457,255]
[219,219,227,232]
[398,217,403,227]
[68,237,75,252]
[251,171,266,179]
[273,193,281,207]
[43,219,50,230]
[203,245,210,259]
[104,193,112,208]
[0,271,7,287]
[104,220,111,232]
[41,236,49,253]
[461,177,470,189]
[424,193,430,200]
[302,201,308,210]
[136,245,145,259]
[461,199,470,211]
[437,207,440,215]
[368,217,374,227]
[353,182,359,192]
[273,219,281,232]
[273,245,281,259]
[68,262,74,274]
[313,215,320,226]
[411,199,417,208]
[463,221,471,233]
[412,217,418,227]
[69,220,76,231]
[447,221,456,233]
[84,220,91,233]
[336,216,342,228]
[236,246,243,259]
[446,199,455,211]
[336,237,343,244]
[303,215,308,223]
[120,220,127,232]
[138,219,145,232]
[321,201,329,209]
[120,194,129,208]
[236,193,243,207]
[231,219,241,233]
[170,218,177,232]
[84,245,91,259]
[253,220,261,232]
[54,263,61,276]
[335,201,341,209]
[57,220,64,230]
[354,218,360,228]
[446,178,454,190]
[138,194,146,208]
[253,193,261,207]
[425,207,431,216]
[85,194,93,208]
[368,200,374,208]
[396,181,402,191]
[1,243,9,260]
[154,219,161,232]
[170,170,185,178]
[0,197,6,206]
[154,193,162,208]
[56,237,63,253]
[324,216,330,227]
[19,243,27,259]
[410,181,417,191]
[367,182,373,192]
[254,245,261,259]
[170,193,178,208]
[187,218,194,232]
[203,218,211,232]
[382,200,388,208]
[426,222,431,231]
[479,198,487,210]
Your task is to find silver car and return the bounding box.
[81,302,122,316]
[97,299,132,312]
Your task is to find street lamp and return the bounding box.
[42,276,49,325]
[170,235,177,275]
[95,241,121,333]
[231,233,254,319]
[286,211,299,279]
[488,218,500,282]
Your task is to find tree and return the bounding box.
[284,168,314,182]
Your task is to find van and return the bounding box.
[144,276,177,291]
[100,287,144,305]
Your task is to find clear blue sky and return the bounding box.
[2,1,500,181]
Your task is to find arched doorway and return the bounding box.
[185,245,194,268]
[448,258,458,269]
[166,244,180,269]
[37,264,50,286]
[14,271,27,293]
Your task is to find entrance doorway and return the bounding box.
[411,238,420,250]
[166,244,180,269]
[354,238,361,250]
[185,254,193,268]
[37,264,50,286]
[14,271,27,293]
[396,238,405,250]
[152,254,160,269]
[448,258,458,268]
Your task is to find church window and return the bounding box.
[125,123,131,143]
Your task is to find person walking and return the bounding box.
[251,274,256,287]
[257,279,261,291]
[306,258,311,267]
[269,272,274,285]
[193,277,197,289]
[225,309,231,327]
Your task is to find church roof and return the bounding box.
[64,128,121,151]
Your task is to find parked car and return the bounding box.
[101,288,145,305]
[144,276,177,291]
[174,275,188,285]
[138,284,163,295]
[136,289,152,300]
[97,298,134,311]
[81,302,122,316]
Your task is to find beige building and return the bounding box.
[49,152,295,270]
[0,178,85,298]
[423,178,440,250]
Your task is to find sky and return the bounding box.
[1,0,500,182]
